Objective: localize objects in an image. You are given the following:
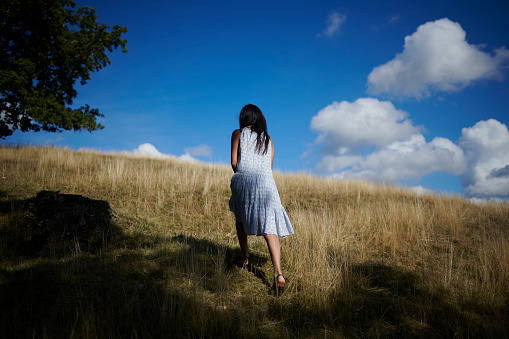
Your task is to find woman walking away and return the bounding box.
[229,104,294,295]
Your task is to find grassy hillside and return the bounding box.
[1,145,508,338]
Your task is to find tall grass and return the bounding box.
[1,145,508,338]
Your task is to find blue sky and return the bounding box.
[6,0,509,198]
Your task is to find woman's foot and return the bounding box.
[236,256,250,268]
[274,274,285,296]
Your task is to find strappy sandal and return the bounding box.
[274,274,285,296]
[236,256,250,268]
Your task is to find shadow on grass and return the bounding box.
[0,250,244,338]
[171,234,272,291]
[0,191,26,214]
[0,190,272,337]
[1,193,508,337]
[1,238,508,338]
[0,228,277,337]
[272,261,509,338]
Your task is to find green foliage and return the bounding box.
[0,0,128,138]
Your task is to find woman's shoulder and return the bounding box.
[232,127,253,136]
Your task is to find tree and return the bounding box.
[0,0,128,138]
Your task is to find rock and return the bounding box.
[17,190,121,256]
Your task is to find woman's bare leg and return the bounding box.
[236,222,249,264]
[264,234,285,286]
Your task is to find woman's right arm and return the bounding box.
[231,129,241,172]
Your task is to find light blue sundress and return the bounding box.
[229,127,294,237]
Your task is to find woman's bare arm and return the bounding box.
[231,129,241,172]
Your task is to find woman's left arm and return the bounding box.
[231,129,241,172]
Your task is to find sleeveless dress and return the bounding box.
[229,127,294,238]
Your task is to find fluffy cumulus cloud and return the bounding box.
[367,18,509,98]
[178,153,198,163]
[134,143,168,158]
[310,99,509,197]
[133,143,213,163]
[459,119,509,197]
[318,134,466,181]
[317,11,346,38]
[310,98,420,151]
[310,98,466,181]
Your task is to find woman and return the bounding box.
[229,104,294,295]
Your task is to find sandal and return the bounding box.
[274,274,285,296]
[236,256,250,268]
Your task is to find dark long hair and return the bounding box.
[239,104,270,155]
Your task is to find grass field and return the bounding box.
[1,145,508,338]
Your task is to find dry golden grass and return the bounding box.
[1,145,508,338]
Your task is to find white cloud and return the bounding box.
[310,98,420,151]
[367,18,509,98]
[317,11,346,38]
[134,143,169,158]
[133,143,201,162]
[459,119,509,197]
[317,134,466,181]
[469,197,508,205]
[310,99,509,197]
[178,152,198,163]
[184,144,212,157]
[311,98,466,181]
